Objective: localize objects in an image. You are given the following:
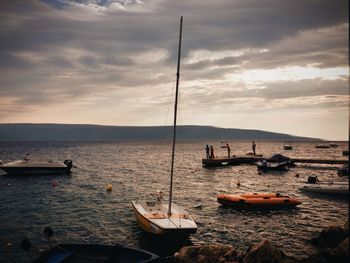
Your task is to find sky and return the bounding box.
[0,0,348,140]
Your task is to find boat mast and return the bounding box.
[168,16,183,216]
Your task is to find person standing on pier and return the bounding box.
[210,146,215,159]
[205,144,210,159]
[252,141,256,155]
[226,143,231,157]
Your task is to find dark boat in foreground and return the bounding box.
[0,158,73,175]
[32,244,159,263]
[256,160,289,172]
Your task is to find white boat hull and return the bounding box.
[132,200,197,236]
[299,183,349,195]
[0,159,72,175]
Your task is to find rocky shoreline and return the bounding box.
[164,222,349,263]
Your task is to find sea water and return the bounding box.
[0,141,348,262]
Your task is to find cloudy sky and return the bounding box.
[0,0,348,140]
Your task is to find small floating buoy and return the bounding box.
[6,242,12,247]
[237,180,241,187]
[106,184,113,191]
[295,173,300,178]
[20,239,31,251]
[44,227,54,240]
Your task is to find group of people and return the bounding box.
[205,141,257,159]
[205,145,215,159]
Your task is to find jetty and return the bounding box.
[202,155,348,167]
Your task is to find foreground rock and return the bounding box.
[311,225,347,249]
[171,222,349,263]
[243,240,295,263]
[175,244,241,263]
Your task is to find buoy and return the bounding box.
[295,173,300,178]
[20,239,31,251]
[6,242,12,247]
[237,180,241,187]
[44,227,54,240]
[106,184,113,191]
[52,180,57,188]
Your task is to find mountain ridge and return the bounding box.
[0,123,322,141]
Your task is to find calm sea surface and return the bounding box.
[0,141,348,262]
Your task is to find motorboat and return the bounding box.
[32,243,159,263]
[329,143,338,148]
[0,158,73,175]
[217,193,302,208]
[299,176,349,195]
[256,160,289,172]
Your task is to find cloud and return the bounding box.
[0,0,348,139]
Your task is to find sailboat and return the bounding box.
[132,17,197,236]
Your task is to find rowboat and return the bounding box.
[32,244,158,263]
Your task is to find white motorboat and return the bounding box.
[299,181,349,195]
[0,158,73,175]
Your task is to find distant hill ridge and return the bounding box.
[0,123,321,141]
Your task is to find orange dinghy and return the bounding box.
[217,193,302,208]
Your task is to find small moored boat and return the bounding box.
[32,244,159,263]
[132,17,197,237]
[283,144,293,150]
[0,158,73,175]
[299,177,349,195]
[256,160,289,172]
[315,144,330,149]
[217,193,302,208]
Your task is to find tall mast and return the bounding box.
[168,16,183,216]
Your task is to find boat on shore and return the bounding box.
[217,193,302,208]
[132,17,197,237]
[0,158,73,175]
[32,243,159,263]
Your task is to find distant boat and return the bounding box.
[315,144,330,149]
[256,160,289,172]
[338,165,349,177]
[329,143,338,148]
[0,158,73,175]
[132,17,197,237]
[217,193,302,208]
[32,244,158,263]
[342,150,349,156]
[283,144,293,150]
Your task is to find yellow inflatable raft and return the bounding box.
[217,193,302,208]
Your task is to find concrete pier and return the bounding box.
[202,155,348,167]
